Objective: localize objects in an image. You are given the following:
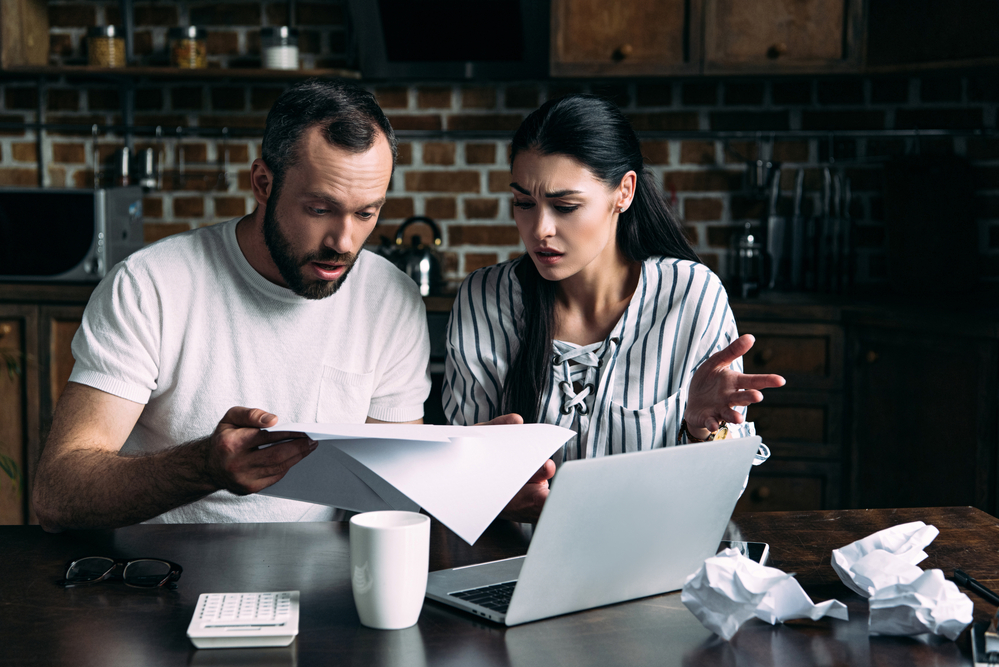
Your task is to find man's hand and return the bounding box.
[204,407,318,495]
[32,383,322,531]
[684,334,785,437]
[477,412,555,523]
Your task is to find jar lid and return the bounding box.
[261,26,299,39]
[168,26,207,39]
[88,26,123,38]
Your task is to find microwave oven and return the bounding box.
[0,187,144,282]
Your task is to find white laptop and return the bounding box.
[426,436,761,626]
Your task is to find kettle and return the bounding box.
[393,216,443,297]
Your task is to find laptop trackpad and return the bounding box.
[427,556,526,594]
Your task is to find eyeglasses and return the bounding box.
[58,557,183,589]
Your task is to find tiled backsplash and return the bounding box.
[0,1,996,290]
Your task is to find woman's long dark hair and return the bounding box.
[502,94,700,422]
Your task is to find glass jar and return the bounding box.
[261,27,299,70]
[732,223,765,299]
[169,27,208,69]
[88,26,126,68]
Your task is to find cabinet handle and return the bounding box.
[613,44,633,61]
[756,348,775,364]
[752,486,771,501]
[865,350,879,364]
[766,42,788,59]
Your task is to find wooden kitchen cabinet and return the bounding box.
[550,0,701,77]
[551,0,864,77]
[703,0,865,73]
[737,316,845,511]
[0,0,48,68]
[0,285,90,524]
[0,304,38,525]
[848,323,999,514]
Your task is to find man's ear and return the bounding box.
[249,159,274,206]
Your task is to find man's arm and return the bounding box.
[32,382,317,532]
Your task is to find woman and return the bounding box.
[443,95,784,521]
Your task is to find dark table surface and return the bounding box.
[2,506,998,667]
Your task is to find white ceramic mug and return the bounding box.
[349,511,430,630]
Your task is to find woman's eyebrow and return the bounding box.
[510,182,582,198]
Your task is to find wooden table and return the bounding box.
[1,507,997,666]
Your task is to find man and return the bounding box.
[32,80,430,530]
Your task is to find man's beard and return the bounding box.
[263,195,358,300]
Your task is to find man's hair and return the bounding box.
[261,79,397,193]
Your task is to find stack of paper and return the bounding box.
[259,423,574,544]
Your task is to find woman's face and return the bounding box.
[510,150,633,283]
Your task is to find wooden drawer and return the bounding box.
[734,460,841,512]
[747,391,842,459]
[739,321,843,390]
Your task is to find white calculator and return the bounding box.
[187,591,300,648]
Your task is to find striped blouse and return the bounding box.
[443,256,759,463]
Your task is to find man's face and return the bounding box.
[262,127,393,300]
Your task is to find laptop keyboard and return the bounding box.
[449,580,517,613]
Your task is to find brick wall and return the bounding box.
[0,1,997,291]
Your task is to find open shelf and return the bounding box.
[0,65,361,80]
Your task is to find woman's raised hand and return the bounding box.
[684,334,785,434]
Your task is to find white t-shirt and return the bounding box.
[69,218,431,523]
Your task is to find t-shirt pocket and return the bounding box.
[317,365,374,423]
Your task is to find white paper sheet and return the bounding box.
[869,569,973,641]
[259,422,574,544]
[681,548,847,640]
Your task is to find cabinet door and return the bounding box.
[740,322,843,391]
[551,0,700,76]
[703,0,864,73]
[38,306,84,463]
[849,327,998,513]
[735,459,841,512]
[0,305,39,525]
[866,0,999,70]
[748,390,842,460]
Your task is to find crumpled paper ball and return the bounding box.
[831,521,939,597]
[682,548,848,640]
[755,576,849,625]
[869,568,973,641]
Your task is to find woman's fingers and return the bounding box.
[728,389,764,406]
[702,334,756,372]
[736,372,786,390]
[722,407,745,424]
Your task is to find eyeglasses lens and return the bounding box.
[123,559,172,587]
[66,557,116,583]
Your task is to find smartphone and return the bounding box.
[718,540,770,566]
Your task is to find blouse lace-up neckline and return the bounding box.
[552,340,605,416]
